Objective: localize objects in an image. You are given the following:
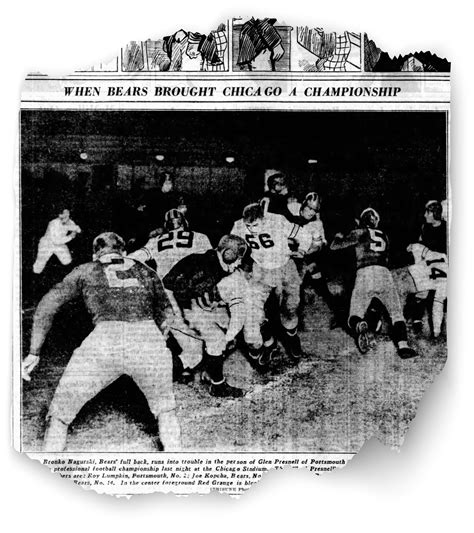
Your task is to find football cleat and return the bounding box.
[355,320,371,354]
[397,346,418,360]
[200,372,244,398]
[257,341,278,371]
[209,380,244,398]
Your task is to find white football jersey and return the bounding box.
[288,202,326,247]
[130,229,212,278]
[231,212,311,269]
[408,243,448,299]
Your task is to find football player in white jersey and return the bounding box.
[129,208,212,279]
[129,209,213,381]
[231,202,312,362]
[393,243,448,338]
[33,208,81,274]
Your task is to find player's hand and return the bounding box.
[225,338,237,353]
[334,232,344,239]
[291,251,305,259]
[160,320,170,336]
[22,354,40,381]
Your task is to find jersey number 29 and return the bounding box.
[158,231,194,251]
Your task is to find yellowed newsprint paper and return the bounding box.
[13,16,450,496]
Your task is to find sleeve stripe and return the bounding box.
[289,224,301,239]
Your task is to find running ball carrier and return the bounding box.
[330,208,417,359]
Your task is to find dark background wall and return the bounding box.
[21,110,447,303]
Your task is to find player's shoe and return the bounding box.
[355,320,371,354]
[259,340,278,369]
[200,372,244,398]
[397,346,418,359]
[247,348,271,373]
[209,380,244,398]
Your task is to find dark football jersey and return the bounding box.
[163,249,227,309]
[420,221,447,254]
[331,228,389,270]
[34,255,169,325]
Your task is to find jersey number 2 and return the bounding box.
[104,262,141,288]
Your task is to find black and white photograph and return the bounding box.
[20,109,448,455]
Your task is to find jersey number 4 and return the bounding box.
[426,258,448,280]
[245,233,275,249]
[158,231,194,251]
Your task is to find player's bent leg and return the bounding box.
[43,416,69,452]
[170,327,203,384]
[157,409,182,452]
[392,320,418,359]
[280,261,305,362]
[55,245,72,266]
[33,241,53,274]
[128,323,182,448]
[188,307,243,398]
[432,298,445,338]
[45,324,124,450]
[201,351,243,398]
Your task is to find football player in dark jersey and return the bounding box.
[163,234,248,398]
[22,232,181,452]
[330,208,417,359]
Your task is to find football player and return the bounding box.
[330,208,417,359]
[33,208,81,274]
[410,200,448,333]
[129,209,213,382]
[22,232,181,452]
[393,243,448,338]
[420,200,447,254]
[231,202,312,362]
[261,172,299,223]
[288,192,327,281]
[163,235,248,398]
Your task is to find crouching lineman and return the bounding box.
[129,208,212,382]
[330,208,417,359]
[393,242,447,338]
[22,232,181,452]
[163,235,248,398]
[231,203,312,362]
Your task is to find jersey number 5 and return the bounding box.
[368,229,387,252]
[245,233,275,249]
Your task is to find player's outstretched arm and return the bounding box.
[22,354,40,381]
[330,230,359,251]
[24,269,82,381]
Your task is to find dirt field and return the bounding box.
[20,285,447,454]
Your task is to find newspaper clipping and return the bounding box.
[14,17,450,496]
